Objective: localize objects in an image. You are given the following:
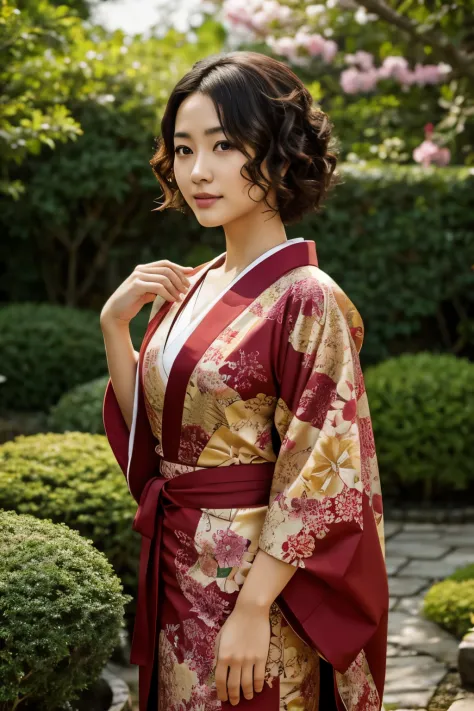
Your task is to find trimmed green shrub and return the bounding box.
[364,352,474,502]
[47,375,109,434]
[0,509,131,709]
[305,164,474,365]
[0,302,150,416]
[0,303,107,413]
[423,564,474,639]
[0,433,140,611]
[450,564,474,583]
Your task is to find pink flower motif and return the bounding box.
[334,487,363,526]
[212,528,248,568]
[282,530,315,563]
[197,540,218,577]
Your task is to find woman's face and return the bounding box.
[172,92,276,228]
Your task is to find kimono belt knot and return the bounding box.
[128,461,275,669]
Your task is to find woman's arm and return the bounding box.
[237,548,297,611]
[100,316,139,431]
[214,548,297,706]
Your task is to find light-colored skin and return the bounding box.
[101,90,299,705]
[173,91,297,706]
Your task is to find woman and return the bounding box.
[101,50,389,711]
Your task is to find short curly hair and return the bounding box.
[150,50,341,226]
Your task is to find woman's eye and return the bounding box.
[174,141,232,156]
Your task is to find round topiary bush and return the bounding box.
[47,375,109,434]
[0,433,140,617]
[0,303,107,413]
[364,352,474,503]
[0,510,132,710]
[423,564,474,639]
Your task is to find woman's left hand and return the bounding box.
[214,600,271,706]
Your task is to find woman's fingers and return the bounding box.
[253,658,266,693]
[134,264,191,297]
[240,662,254,700]
[215,656,229,702]
[226,663,243,706]
[133,278,182,303]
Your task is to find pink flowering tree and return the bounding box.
[214,0,474,164]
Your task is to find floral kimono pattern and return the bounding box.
[103,239,389,711]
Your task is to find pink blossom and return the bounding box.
[413,122,451,167]
[212,528,248,568]
[282,530,315,563]
[345,50,374,72]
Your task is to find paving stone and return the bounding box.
[386,541,451,559]
[387,643,399,657]
[383,690,435,707]
[396,595,426,616]
[386,556,409,575]
[402,523,440,532]
[437,536,474,548]
[443,524,474,534]
[448,702,474,711]
[384,654,447,693]
[385,521,404,538]
[389,597,398,611]
[389,577,429,596]
[388,611,459,667]
[443,550,474,567]
[458,632,474,688]
[390,531,444,542]
[400,559,463,579]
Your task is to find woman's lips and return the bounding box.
[194,196,222,208]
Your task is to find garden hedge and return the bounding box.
[0,510,131,710]
[423,563,474,639]
[364,352,474,503]
[47,374,109,434]
[0,432,140,618]
[0,302,149,414]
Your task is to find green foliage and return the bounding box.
[307,163,474,364]
[0,432,140,604]
[449,564,474,583]
[423,564,474,639]
[0,303,107,412]
[0,0,85,198]
[0,302,150,415]
[47,375,109,434]
[364,352,474,502]
[0,509,131,709]
[1,2,226,303]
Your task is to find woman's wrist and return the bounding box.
[100,312,130,332]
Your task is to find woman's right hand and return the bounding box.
[100,260,195,326]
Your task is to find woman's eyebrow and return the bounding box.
[174,126,225,138]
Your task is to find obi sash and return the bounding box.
[129,460,276,711]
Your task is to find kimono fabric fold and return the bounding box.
[103,239,389,711]
[129,462,276,711]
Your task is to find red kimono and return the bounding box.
[103,238,389,711]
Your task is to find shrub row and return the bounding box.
[423,564,474,639]
[0,509,131,709]
[0,432,140,616]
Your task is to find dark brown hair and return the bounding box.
[150,50,341,225]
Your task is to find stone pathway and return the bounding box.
[108,521,474,710]
[383,521,474,710]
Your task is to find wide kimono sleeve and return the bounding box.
[258,274,388,698]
